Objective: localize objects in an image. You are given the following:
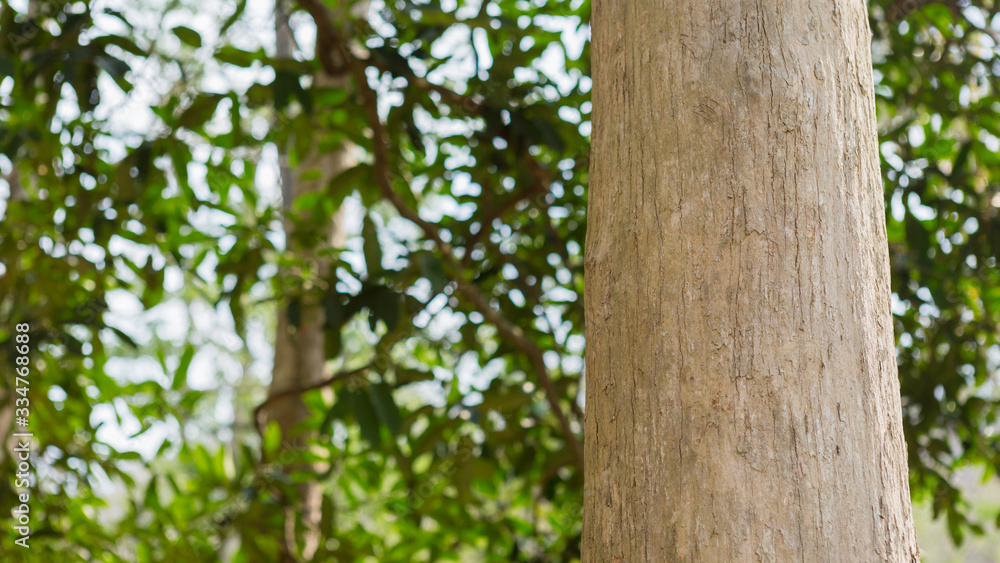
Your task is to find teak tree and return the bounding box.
[584,1,920,561]
[7,0,1000,559]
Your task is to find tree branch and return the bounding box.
[254,363,372,438]
[455,279,584,468]
[299,0,584,469]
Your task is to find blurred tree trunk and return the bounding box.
[584,0,919,561]
[260,2,351,560]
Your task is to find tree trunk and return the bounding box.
[583,1,919,561]
[260,2,350,560]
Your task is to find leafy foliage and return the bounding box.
[0,0,998,560]
[871,0,1000,545]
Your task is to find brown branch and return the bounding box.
[254,363,372,438]
[465,235,585,426]
[352,52,585,471]
[358,28,558,260]
[298,0,584,469]
[455,280,584,468]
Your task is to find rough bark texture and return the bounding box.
[583,1,919,561]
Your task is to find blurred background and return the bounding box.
[1,0,1000,560]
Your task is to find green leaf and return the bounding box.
[143,477,160,510]
[100,34,146,56]
[395,367,434,386]
[327,163,372,206]
[272,69,310,113]
[172,345,195,390]
[215,46,258,67]
[102,8,134,29]
[370,383,402,437]
[288,297,302,329]
[323,328,342,360]
[293,191,325,212]
[351,388,382,447]
[263,421,282,457]
[109,327,138,349]
[221,0,248,34]
[322,290,344,330]
[172,26,203,48]
[362,214,383,275]
[416,252,448,294]
[368,288,400,332]
[178,94,225,129]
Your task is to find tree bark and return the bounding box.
[583,1,919,561]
